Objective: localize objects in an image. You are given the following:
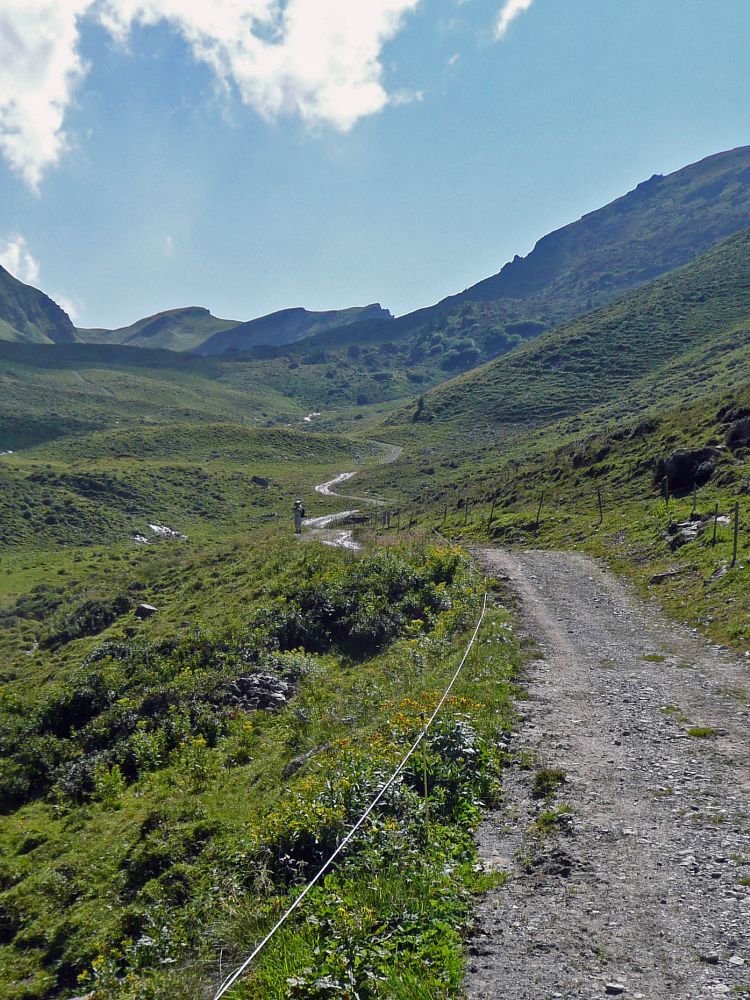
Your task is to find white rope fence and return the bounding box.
[212,587,488,1000]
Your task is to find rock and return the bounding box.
[251,475,270,487]
[728,955,745,966]
[135,603,158,619]
[667,518,706,550]
[650,568,685,584]
[227,673,290,711]
[654,447,720,492]
[148,523,187,540]
[727,417,750,451]
[699,953,720,964]
[282,743,330,778]
[605,984,626,996]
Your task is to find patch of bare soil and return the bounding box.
[467,548,749,1000]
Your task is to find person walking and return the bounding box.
[293,498,305,534]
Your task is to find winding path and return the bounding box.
[302,442,403,549]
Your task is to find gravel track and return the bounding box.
[466,547,750,1000]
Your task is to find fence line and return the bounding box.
[212,588,488,1000]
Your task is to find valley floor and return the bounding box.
[466,548,749,1000]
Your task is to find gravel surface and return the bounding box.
[466,548,749,1000]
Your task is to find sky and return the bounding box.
[1,0,749,330]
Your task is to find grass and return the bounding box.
[686,726,716,739]
[531,767,567,801]
[0,533,521,999]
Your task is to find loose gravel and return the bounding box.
[466,548,749,1000]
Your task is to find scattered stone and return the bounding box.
[700,953,720,965]
[251,475,270,487]
[135,603,158,619]
[148,523,187,540]
[650,568,684,584]
[728,955,745,966]
[605,984,626,996]
[226,673,290,711]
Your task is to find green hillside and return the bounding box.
[385,228,750,435]
[0,343,302,449]
[223,146,750,388]
[77,307,240,353]
[0,266,77,345]
[197,303,392,354]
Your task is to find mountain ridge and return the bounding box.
[0,265,77,344]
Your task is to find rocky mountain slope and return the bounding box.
[0,265,77,345]
[387,227,750,433]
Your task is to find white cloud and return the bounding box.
[0,234,40,285]
[495,0,534,39]
[52,293,80,320]
[164,233,174,254]
[0,0,421,188]
[0,1,89,190]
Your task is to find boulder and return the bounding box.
[135,603,158,619]
[653,447,719,493]
[226,673,290,711]
[727,417,750,451]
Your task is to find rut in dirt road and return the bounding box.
[466,548,749,1000]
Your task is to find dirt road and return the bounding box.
[467,548,749,1000]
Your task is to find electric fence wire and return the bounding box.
[212,586,489,1000]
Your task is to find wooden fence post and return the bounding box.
[397,508,401,532]
[731,501,740,568]
[712,502,719,546]
[488,499,496,530]
[463,498,469,527]
[691,482,697,516]
[597,486,604,526]
[443,501,448,524]
[535,494,544,531]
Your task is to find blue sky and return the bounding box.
[1,0,749,329]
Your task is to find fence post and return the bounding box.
[535,494,544,531]
[464,498,469,527]
[731,501,740,568]
[692,482,697,516]
[443,501,448,524]
[488,498,496,530]
[663,475,670,508]
[397,508,401,532]
[712,502,719,546]
[597,486,603,526]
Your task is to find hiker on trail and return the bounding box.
[293,498,305,534]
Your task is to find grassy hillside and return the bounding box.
[197,303,393,354]
[0,343,305,449]
[0,424,377,552]
[0,267,77,345]
[384,228,750,435]
[0,524,518,1000]
[77,307,240,353]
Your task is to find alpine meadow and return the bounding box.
[1,6,749,998]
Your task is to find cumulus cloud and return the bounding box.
[0,0,421,188]
[0,234,40,284]
[0,1,89,190]
[495,0,534,39]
